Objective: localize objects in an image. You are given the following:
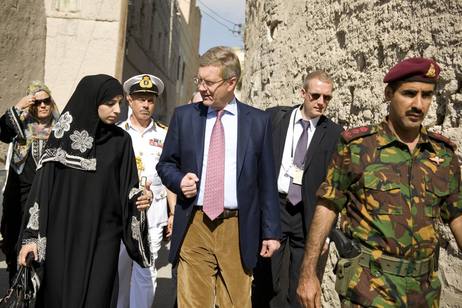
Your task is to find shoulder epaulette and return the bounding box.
[341,125,375,143]
[427,131,457,151]
[155,120,168,130]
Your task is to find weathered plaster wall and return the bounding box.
[244,0,462,306]
[0,0,47,164]
[0,0,47,112]
[43,0,126,110]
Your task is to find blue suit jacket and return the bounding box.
[156,100,281,271]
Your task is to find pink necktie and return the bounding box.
[203,110,225,220]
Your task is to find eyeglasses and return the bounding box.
[193,77,226,88]
[34,97,52,105]
[307,92,332,102]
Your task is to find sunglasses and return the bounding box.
[307,92,332,102]
[34,97,52,105]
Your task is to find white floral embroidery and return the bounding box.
[131,215,151,267]
[22,238,36,246]
[80,158,96,170]
[55,148,67,164]
[52,111,73,138]
[31,268,41,297]
[21,235,47,262]
[26,202,40,231]
[37,235,47,262]
[131,216,141,241]
[70,130,93,153]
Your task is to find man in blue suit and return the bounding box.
[157,46,281,307]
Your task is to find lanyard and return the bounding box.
[290,110,297,158]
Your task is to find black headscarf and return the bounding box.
[38,74,123,171]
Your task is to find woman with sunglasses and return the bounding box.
[0,81,59,284]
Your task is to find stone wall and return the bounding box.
[243,0,462,306]
[0,0,47,165]
[0,1,47,113]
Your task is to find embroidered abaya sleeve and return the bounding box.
[20,162,55,261]
[119,137,152,268]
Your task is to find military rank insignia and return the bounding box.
[342,126,372,142]
[149,138,163,148]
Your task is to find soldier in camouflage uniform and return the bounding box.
[296,58,462,308]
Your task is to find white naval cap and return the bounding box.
[123,74,165,96]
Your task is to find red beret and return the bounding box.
[383,57,440,84]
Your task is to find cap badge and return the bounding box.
[425,63,436,78]
[140,75,153,89]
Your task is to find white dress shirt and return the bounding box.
[119,117,168,227]
[277,107,320,194]
[197,98,238,209]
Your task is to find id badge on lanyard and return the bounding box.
[288,164,303,185]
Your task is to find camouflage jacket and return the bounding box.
[317,121,462,260]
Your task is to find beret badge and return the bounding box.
[425,63,436,78]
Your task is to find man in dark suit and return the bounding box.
[253,70,343,308]
[156,46,281,308]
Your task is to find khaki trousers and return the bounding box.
[178,209,252,308]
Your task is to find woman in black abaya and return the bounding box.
[18,74,152,308]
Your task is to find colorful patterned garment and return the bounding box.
[6,81,59,174]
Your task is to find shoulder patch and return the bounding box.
[155,121,168,131]
[427,131,457,151]
[341,126,374,143]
